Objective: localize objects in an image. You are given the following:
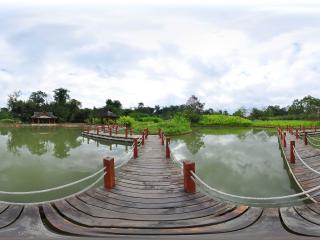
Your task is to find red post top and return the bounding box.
[103,157,115,189]
[183,160,196,193]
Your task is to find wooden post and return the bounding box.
[130,128,133,136]
[290,141,295,164]
[116,126,118,135]
[166,137,170,158]
[97,126,100,135]
[183,161,196,193]
[283,132,286,148]
[125,127,128,138]
[142,131,145,145]
[304,132,308,145]
[103,157,115,189]
[134,138,138,159]
[161,132,164,145]
[109,127,112,136]
[158,128,161,138]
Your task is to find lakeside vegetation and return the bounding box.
[1,88,320,134]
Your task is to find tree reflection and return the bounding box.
[177,131,205,155]
[6,127,82,158]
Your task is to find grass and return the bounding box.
[198,115,252,126]
[252,120,320,127]
[132,115,191,135]
[0,119,16,123]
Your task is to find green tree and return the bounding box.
[106,99,122,115]
[53,88,70,104]
[183,95,204,123]
[29,91,47,107]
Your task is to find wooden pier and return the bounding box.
[281,128,320,202]
[0,131,320,239]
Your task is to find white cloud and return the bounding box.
[0,4,320,111]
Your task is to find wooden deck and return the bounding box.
[1,135,320,239]
[282,131,320,202]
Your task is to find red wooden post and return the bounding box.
[125,127,128,138]
[290,141,295,164]
[116,126,118,135]
[142,131,145,145]
[304,132,308,145]
[109,127,112,136]
[134,138,138,159]
[166,137,170,158]
[97,126,100,135]
[183,160,196,193]
[296,129,299,139]
[130,128,133,136]
[283,132,286,148]
[103,157,115,189]
[161,133,164,145]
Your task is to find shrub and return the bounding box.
[0,118,15,123]
[199,115,252,126]
[118,116,135,127]
[140,117,163,123]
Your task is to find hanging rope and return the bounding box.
[0,167,106,195]
[0,172,105,206]
[293,146,320,175]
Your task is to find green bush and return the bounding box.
[252,120,320,127]
[158,115,191,135]
[118,116,135,127]
[140,117,163,123]
[199,115,252,126]
[0,118,15,123]
[132,114,191,135]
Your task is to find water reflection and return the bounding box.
[171,128,299,199]
[0,127,131,203]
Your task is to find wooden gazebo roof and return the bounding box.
[31,112,57,119]
[95,108,118,118]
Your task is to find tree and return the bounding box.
[53,88,70,105]
[249,108,264,119]
[233,107,247,118]
[138,102,144,109]
[106,99,122,115]
[29,91,47,107]
[183,95,204,123]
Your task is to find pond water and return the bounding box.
[0,126,301,206]
[0,127,131,203]
[170,128,301,206]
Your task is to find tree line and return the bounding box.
[0,88,320,123]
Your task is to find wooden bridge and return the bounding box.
[0,126,320,239]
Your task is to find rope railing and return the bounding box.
[307,136,320,148]
[0,172,105,206]
[0,167,106,195]
[164,132,318,205]
[293,146,320,175]
[190,171,320,204]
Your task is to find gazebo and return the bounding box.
[95,108,118,123]
[31,112,57,124]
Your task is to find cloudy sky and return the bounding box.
[1,0,320,112]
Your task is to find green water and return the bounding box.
[0,127,131,203]
[0,127,300,205]
[171,128,300,205]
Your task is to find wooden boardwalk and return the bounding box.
[282,131,320,202]
[1,135,320,239]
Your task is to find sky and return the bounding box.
[1,0,320,112]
